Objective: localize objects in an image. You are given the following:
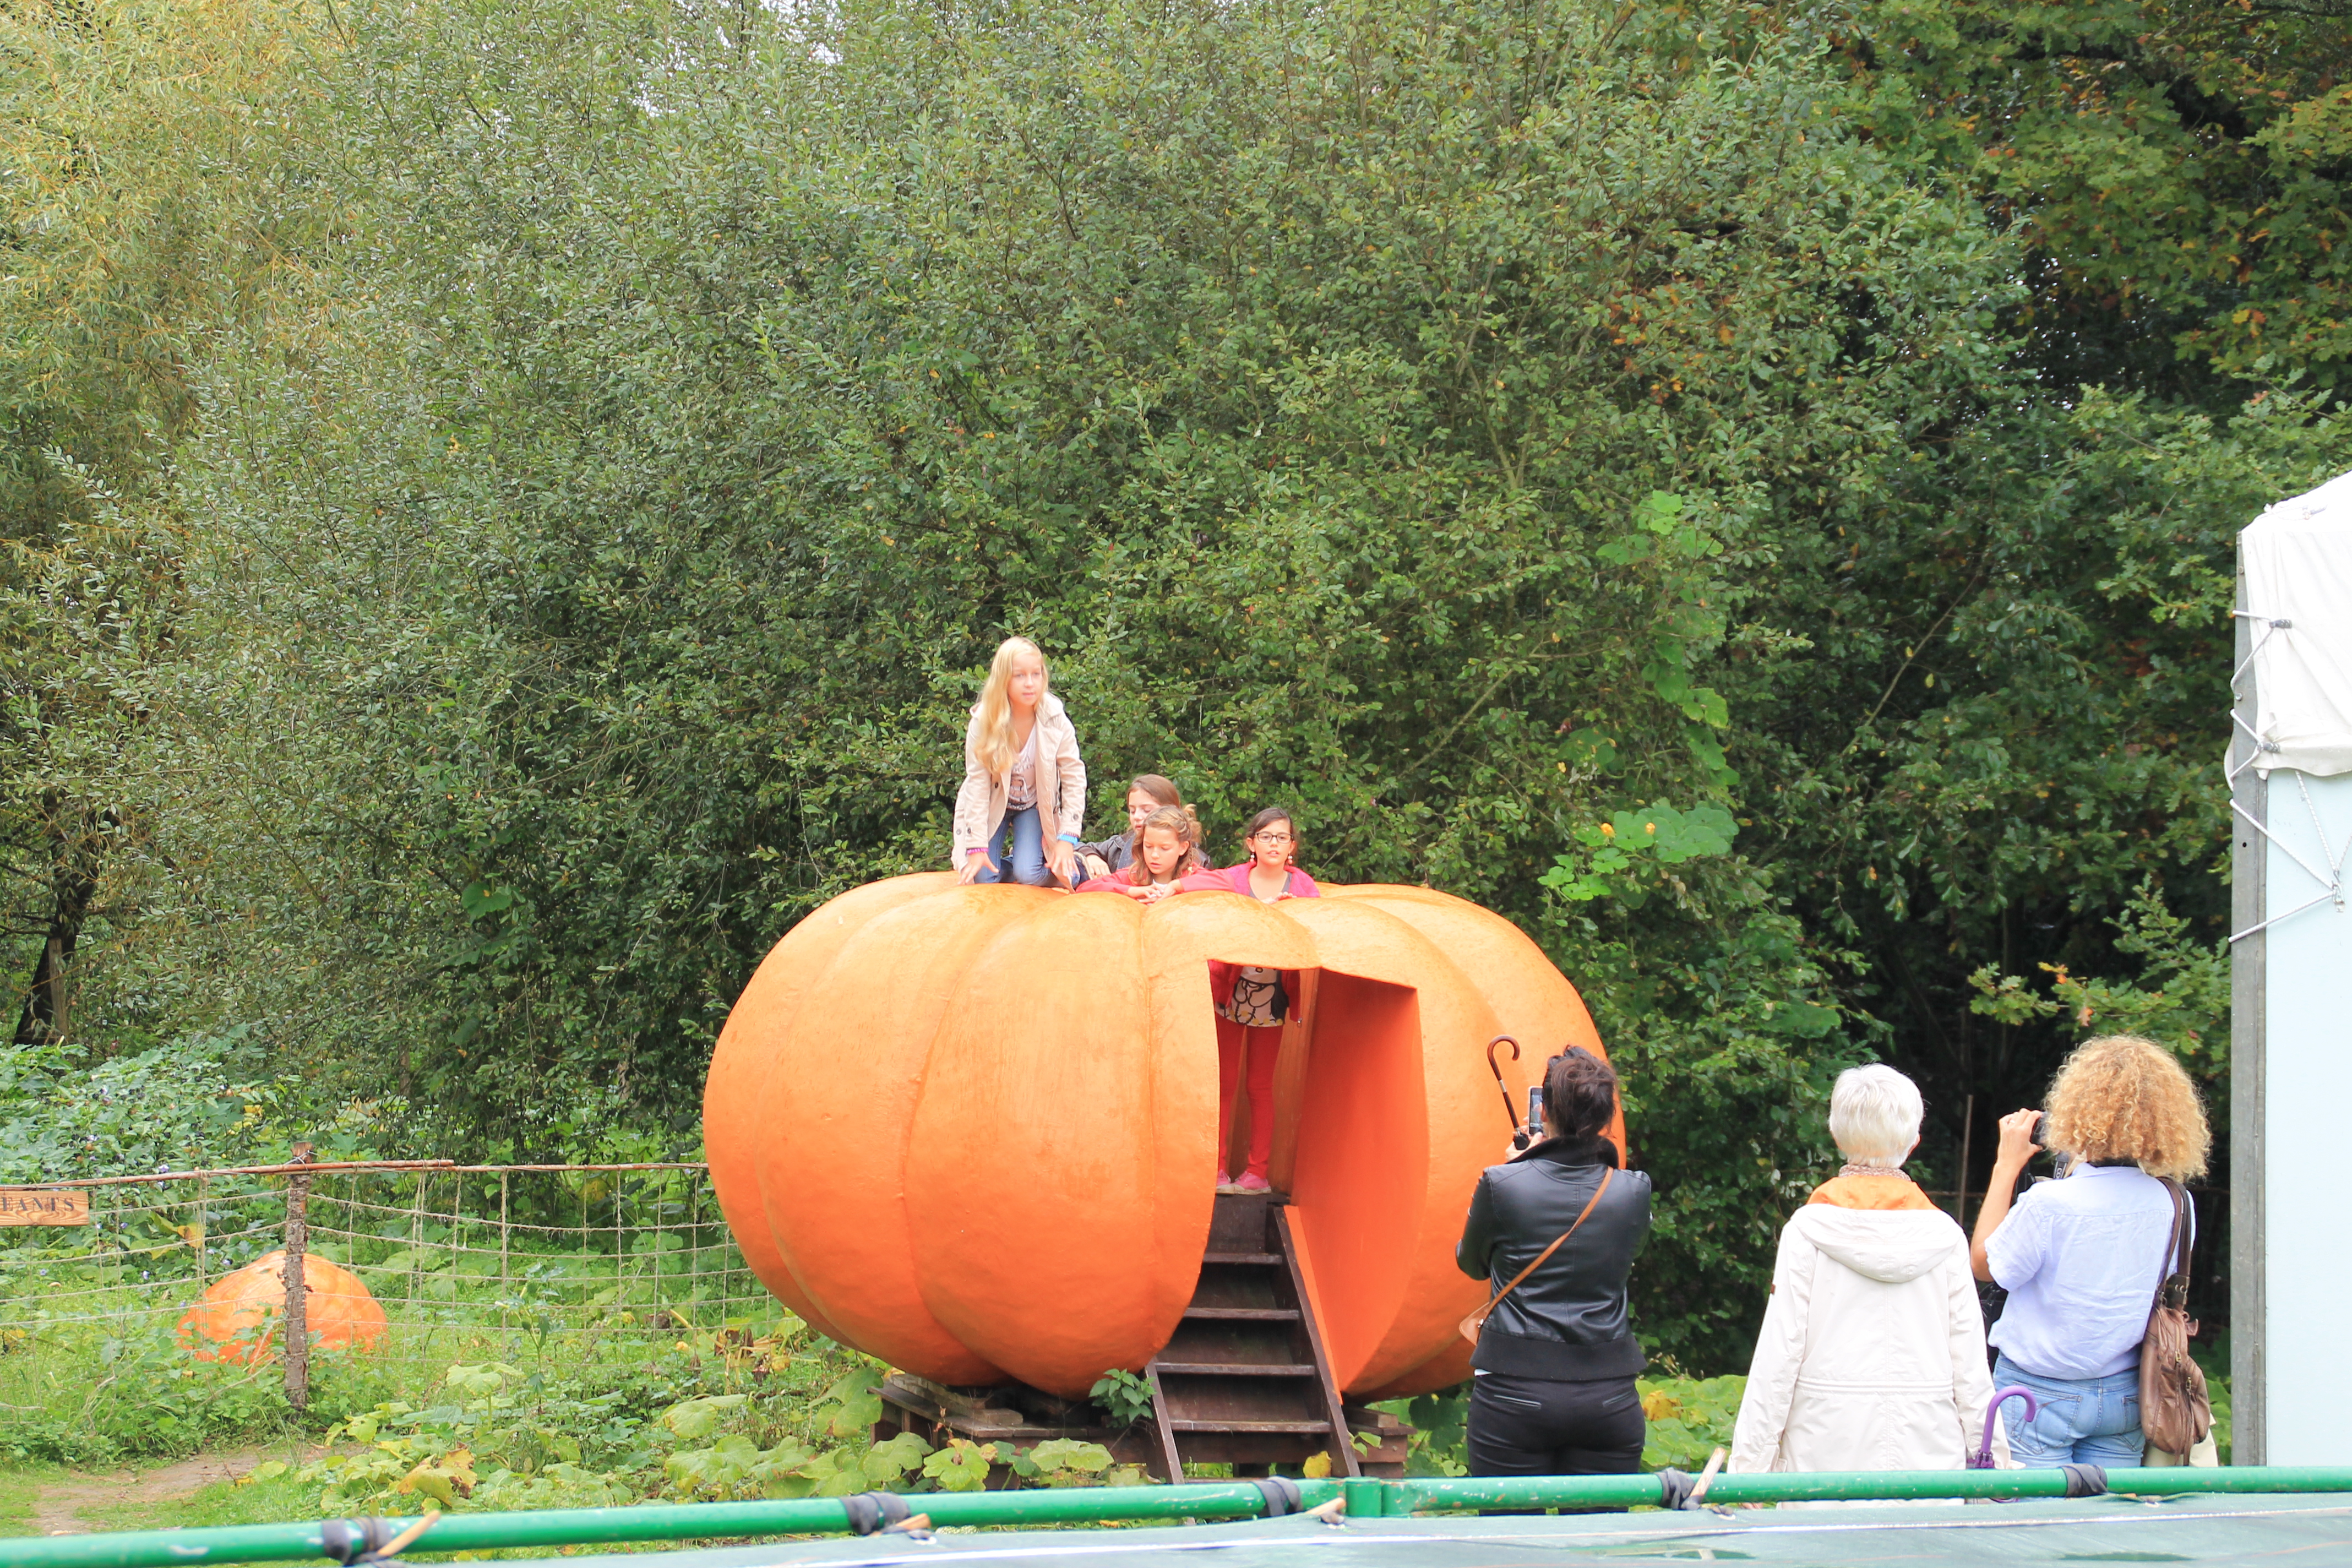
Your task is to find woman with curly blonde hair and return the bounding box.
[1970,1035,2210,1468]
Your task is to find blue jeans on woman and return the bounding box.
[1994,1354,2145,1468]
[972,804,1055,886]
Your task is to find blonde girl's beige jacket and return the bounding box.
[1730,1197,2011,1477]
[950,691,1088,864]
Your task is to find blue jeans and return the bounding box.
[972,804,1055,886]
[1994,1354,2144,1468]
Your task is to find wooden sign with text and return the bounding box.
[0,1189,89,1226]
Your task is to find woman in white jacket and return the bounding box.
[1731,1064,2008,1476]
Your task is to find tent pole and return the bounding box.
[2231,542,2268,1466]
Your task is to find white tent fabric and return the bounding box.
[2242,468,2352,776]
[2239,472,2352,1466]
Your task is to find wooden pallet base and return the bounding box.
[874,1373,1163,1477]
[875,1371,1411,1480]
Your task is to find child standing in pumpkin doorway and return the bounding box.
[952,636,1089,887]
[1188,808,1322,1193]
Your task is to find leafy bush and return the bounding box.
[1637,1376,1745,1472]
[265,1346,1155,1509]
[1374,1389,1469,1479]
[0,1319,303,1463]
[1542,802,1864,1368]
[1088,1370,1156,1430]
[0,1028,374,1182]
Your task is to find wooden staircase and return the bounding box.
[1144,1191,1366,1480]
[874,1189,1411,1483]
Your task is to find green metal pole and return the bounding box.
[2110,1466,2352,1495]
[0,1482,1343,1568]
[7,1466,2352,1568]
[1382,1472,1662,1513]
[1395,1469,2071,1511]
[1389,1464,2352,1514]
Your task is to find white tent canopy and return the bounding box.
[2242,469,2352,776]
[2233,465,2352,1468]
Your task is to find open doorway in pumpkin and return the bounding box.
[1219,968,1429,1204]
[1269,972,1425,1387]
[1148,963,1424,1479]
[1216,962,1324,1191]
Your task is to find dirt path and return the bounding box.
[31,1449,271,1536]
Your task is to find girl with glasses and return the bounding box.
[1188,808,1321,1193]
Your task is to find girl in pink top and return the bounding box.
[1075,804,1205,902]
[1190,808,1321,1193]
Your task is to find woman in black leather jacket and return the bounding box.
[1456,1047,1653,1477]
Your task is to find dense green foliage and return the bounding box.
[4,0,2346,1373]
[1833,0,2352,393]
[0,1028,301,1182]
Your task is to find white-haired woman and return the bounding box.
[952,636,1088,887]
[1730,1064,2007,1476]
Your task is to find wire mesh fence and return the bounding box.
[0,1159,769,1402]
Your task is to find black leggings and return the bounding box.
[1466,1371,1646,1478]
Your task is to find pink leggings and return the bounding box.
[1216,1017,1282,1180]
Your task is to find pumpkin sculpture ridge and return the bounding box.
[176,1249,389,1364]
[705,875,1614,1399]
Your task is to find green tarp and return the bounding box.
[549,1494,2351,1568]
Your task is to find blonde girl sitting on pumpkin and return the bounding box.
[1076,804,1206,902]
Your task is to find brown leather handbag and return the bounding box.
[1459,1168,1614,1346]
[2139,1178,2212,1457]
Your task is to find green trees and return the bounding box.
[0,0,325,1045]
[1829,0,2352,395]
[1724,0,2352,1250]
[2,0,2344,1369]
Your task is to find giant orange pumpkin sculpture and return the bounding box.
[705,874,1618,1400]
[176,1250,389,1364]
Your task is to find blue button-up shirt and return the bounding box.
[1986,1163,2187,1380]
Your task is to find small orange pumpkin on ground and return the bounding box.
[176,1249,390,1364]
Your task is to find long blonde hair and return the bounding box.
[2046,1034,2210,1180]
[972,636,1047,777]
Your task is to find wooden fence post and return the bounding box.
[499,1171,511,1346]
[283,1141,315,1412]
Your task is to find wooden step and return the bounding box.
[1202,1251,1283,1265]
[1206,1192,1280,1255]
[1153,1362,1319,1377]
[1169,1418,1333,1434]
[1182,1306,1299,1321]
